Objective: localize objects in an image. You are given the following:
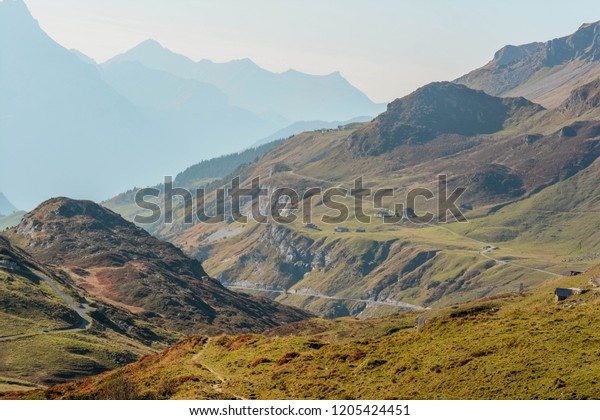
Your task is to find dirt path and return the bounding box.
[191,338,246,400]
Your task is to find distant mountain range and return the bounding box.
[104,39,384,122]
[0,193,18,216]
[456,20,600,108]
[251,116,373,147]
[0,0,383,209]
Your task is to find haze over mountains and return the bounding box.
[105,39,383,122]
[4,0,600,402]
[0,0,382,210]
[0,193,17,216]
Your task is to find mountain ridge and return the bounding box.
[1,1,381,209]
[456,20,600,107]
[105,38,385,122]
[123,77,600,318]
[347,81,544,156]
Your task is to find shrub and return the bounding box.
[102,375,140,400]
[277,352,300,365]
[249,357,271,367]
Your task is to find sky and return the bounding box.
[24,0,600,103]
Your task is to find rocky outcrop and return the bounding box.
[559,78,600,115]
[348,82,542,156]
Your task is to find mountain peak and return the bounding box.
[0,0,38,31]
[578,20,600,30]
[0,0,30,13]
[226,57,261,71]
[134,38,164,50]
[103,37,195,70]
[384,81,542,125]
[348,82,543,155]
[16,197,132,240]
[27,196,117,219]
[121,39,169,57]
[0,192,18,216]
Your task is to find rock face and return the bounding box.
[6,197,310,334]
[348,82,542,156]
[559,78,600,115]
[456,21,600,107]
[219,224,335,291]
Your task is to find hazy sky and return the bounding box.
[24,0,600,103]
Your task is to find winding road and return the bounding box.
[0,271,93,343]
[435,225,561,277]
[224,283,425,311]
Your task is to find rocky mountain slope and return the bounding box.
[346,81,544,156]
[0,197,310,390]
[106,80,600,318]
[0,235,180,388]
[559,77,600,117]
[456,21,600,108]
[3,198,309,336]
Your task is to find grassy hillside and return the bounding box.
[0,197,312,392]
[19,268,600,400]
[452,158,600,264]
[0,236,181,390]
[99,81,600,320]
[0,263,80,337]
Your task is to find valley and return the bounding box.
[104,79,600,319]
[2,2,600,402]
